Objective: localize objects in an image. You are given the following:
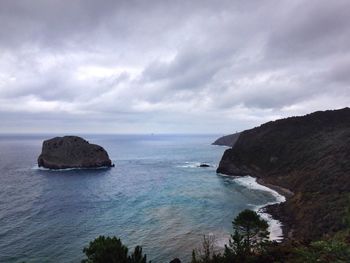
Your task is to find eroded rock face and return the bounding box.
[212,132,241,147]
[37,136,113,169]
[217,108,350,240]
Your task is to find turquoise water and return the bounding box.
[0,134,279,262]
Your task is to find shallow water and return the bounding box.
[0,134,281,262]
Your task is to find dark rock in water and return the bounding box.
[217,108,350,240]
[37,136,113,169]
[199,163,210,167]
[212,132,240,147]
[169,258,181,263]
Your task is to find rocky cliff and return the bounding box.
[212,132,241,147]
[217,108,350,240]
[38,136,113,169]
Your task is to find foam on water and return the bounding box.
[233,175,286,241]
[176,161,217,168]
[31,165,111,171]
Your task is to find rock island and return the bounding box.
[38,136,114,169]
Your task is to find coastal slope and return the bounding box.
[212,132,241,147]
[217,108,350,240]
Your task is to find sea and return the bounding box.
[0,134,284,263]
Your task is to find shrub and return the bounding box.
[82,236,149,263]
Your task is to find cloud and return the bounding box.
[266,0,350,59]
[0,0,349,133]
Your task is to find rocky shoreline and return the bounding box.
[232,175,287,241]
[256,179,294,241]
[215,108,350,241]
[256,178,294,199]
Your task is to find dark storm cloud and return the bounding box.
[266,0,350,59]
[141,46,235,96]
[0,0,349,133]
[0,0,120,49]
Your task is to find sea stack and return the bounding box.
[37,136,114,169]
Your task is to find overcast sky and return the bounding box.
[0,0,349,134]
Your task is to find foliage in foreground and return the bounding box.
[82,235,149,263]
[191,209,271,263]
[290,239,350,263]
[81,209,350,263]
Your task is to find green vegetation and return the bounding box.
[191,209,272,263]
[229,209,269,253]
[292,239,350,263]
[82,236,149,263]
[216,108,350,241]
[82,209,350,263]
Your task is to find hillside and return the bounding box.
[212,133,241,147]
[217,108,350,240]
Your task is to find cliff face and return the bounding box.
[38,136,113,169]
[212,133,241,147]
[217,108,350,240]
